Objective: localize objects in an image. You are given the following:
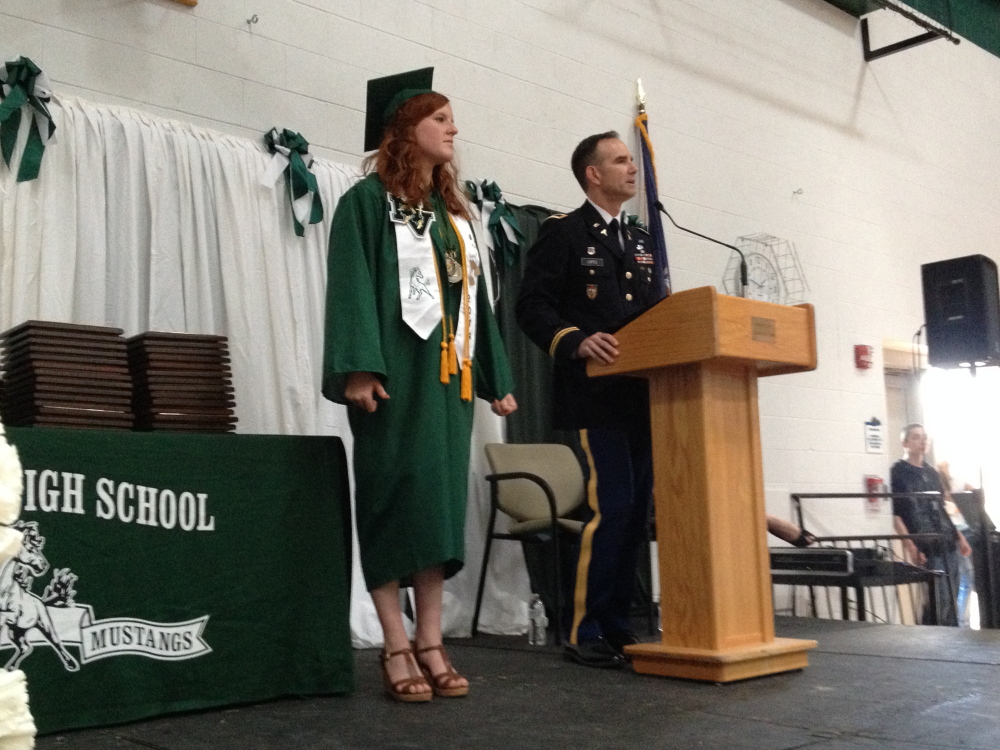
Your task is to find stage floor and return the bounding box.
[37,617,1000,749]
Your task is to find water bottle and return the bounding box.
[527,594,548,646]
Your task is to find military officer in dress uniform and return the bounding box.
[515,131,664,668]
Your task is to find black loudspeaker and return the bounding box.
[921,254,1000,367]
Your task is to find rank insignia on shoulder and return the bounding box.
[586,284,598,300]
[544,213,568,222]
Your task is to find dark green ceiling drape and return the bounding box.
[824,1,1000,61]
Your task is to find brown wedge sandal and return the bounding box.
[381,647,432,703]
[415,644,469,698]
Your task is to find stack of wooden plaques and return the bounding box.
[0,321,134,429]
[127,332,236,432]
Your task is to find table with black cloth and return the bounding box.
[3,427,354,734]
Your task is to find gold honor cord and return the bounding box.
[448,315,458,376]
[431,251,453,386]
[448,215,474,401]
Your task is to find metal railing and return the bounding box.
[773,491,998,627]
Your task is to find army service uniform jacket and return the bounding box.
[515,201,663,430]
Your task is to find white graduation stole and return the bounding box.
[390,194,480,368]
[451,216,479,369]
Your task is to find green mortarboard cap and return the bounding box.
[364,67,435,152]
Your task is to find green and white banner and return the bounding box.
[3,428,353,734]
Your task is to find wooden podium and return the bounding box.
[588,286,818,682]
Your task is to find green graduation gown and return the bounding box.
[322,173,515,591]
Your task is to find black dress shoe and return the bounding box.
[563,640,626,669]
[604,630,640,658]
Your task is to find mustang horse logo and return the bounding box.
[408,267,435,300]
[0,521,79,671]
[0,520,211,671]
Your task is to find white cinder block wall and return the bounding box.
[4,0,1000,535]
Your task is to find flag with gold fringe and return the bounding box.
[634,80,671,298]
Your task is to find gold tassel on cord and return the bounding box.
[461,358,473,401]
[433,254,450,384]
[440,340,450,384]
[448,332,458,375]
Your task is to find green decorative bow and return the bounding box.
[0,56,56,183]
[465,179,525,268]
[625,214,646,230]
[263,128,324,237]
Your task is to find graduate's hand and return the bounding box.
[576,332,619,364]
[491,394,518,417]
[344,372,389,413]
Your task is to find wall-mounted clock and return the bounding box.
[722,233,808,305]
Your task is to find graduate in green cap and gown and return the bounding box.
[322,69,517,702]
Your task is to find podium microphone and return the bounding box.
[654,201,748,295]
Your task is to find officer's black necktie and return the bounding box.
[607,218,622,250]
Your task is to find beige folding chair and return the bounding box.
[472,443,586,645]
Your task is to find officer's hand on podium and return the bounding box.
[491,394,518,417]
[344,372,390,413]
[576,332,619,364]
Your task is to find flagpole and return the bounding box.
[634,79,670,297]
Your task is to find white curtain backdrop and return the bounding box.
[0,96,531,647]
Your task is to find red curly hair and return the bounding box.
[363,92,469,220]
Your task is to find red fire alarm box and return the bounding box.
[864,475,885,514]
[855,344,874,369]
